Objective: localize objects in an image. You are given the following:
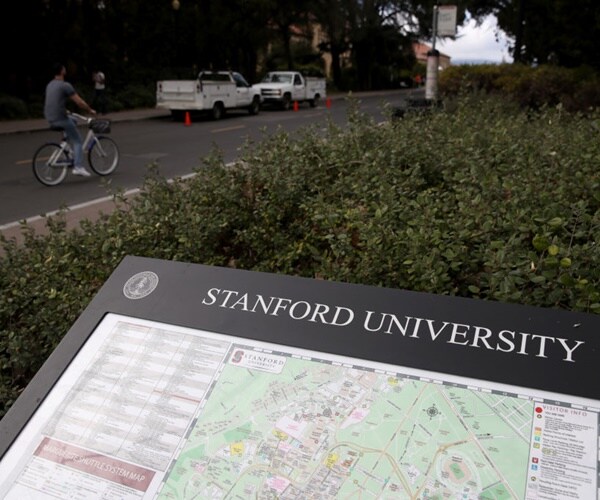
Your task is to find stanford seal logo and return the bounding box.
[123,271,159,300]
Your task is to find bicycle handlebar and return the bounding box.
[68,111,93,124]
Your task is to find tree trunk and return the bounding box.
[513,0,525,63]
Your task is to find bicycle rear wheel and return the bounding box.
[32,143,69,186]
[88,136,119,175]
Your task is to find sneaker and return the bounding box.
[72,166,91,177]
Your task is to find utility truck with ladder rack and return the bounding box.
[156,71,261,120]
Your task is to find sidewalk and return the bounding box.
[0,107,170,135]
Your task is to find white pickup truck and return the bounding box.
[252,71,326,110]
[156,71,261,120]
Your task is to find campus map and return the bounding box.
[1,315,597,500]
[157,348,530,499]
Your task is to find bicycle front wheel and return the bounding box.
[32,143,69,186]
[88,136,119,175]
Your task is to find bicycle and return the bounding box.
[32,112,119,186]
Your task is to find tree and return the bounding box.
[346,0,420,90]
[313,0,426,90]
[12,0,599,106]
[469,0,600,69]
[262,0,314,71]
[311,0,351,89]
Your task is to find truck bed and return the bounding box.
[156,80,236,111]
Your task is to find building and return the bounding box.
[412,42,451,69]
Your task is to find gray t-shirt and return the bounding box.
[44,79,75,122]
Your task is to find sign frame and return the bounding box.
[1,255,599,498]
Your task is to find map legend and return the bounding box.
[526,403,598,499]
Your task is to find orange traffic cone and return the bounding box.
[293,101,299,112]
[184,111,192,126]
[326,97,332,109]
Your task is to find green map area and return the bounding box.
[158,351,532,499]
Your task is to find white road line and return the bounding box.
[0,189,139,231]
[1,164,236,231]
[211,125,246,133]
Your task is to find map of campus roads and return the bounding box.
[158,349,530,499]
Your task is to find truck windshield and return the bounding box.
[263,73,292,84]
[232,72,249,87]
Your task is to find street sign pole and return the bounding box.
[426,4,457,102]
[425,5,440,101]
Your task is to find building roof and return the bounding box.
[413,42,451,62]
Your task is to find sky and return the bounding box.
[436,14,514,64]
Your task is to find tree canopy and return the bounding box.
[1,1,598,100]
[469,0,600,67]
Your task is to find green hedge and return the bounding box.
[1,95,599,417]
[439,63,600,112]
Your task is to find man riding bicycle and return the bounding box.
[44,63,96,177]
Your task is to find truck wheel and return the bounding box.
[171,110,184,121]
[309,95,320,108]
[281,94,291,111]
[211,102,224,120]
[248,97,260,115]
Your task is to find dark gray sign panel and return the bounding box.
[0,255,598,498]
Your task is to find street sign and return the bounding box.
[437,5,458,36]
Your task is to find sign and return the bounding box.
[437,5,458,37]
[0,256,598,499]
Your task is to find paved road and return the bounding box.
[0,107,170,247]
[0,89,419,247]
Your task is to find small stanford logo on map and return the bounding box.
[229,348,286,373]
